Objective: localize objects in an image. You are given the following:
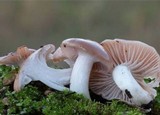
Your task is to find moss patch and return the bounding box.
[0,65,159,115]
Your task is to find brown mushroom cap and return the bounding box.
[52,47,66,63]
[89,39,160,105]
[52,47,75,67]
[0,45,35,66]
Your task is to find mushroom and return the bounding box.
[0,45,35,66]
[0,46,34,86]
[14,44,72,92]
[89,39,160,106]
[52,38,110,99]
[52,47,75,67]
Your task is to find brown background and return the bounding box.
[0,1,160,55]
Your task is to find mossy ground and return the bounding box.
[0,65,159,115]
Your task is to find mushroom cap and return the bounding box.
[52,47,75,67]
[89,39,160,105]
[52,38,110,65]
[52,47,66,63]
[0,45,35,66]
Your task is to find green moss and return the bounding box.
[0,65,159,115]
[0,87,143,115]
[0,65,18,88]
[144,78,155,84]
[5,86,43,114]
[41,91,143,115]
[151,87,160,114]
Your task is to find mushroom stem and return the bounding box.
[113,65,153,105]
[16,62,72,91]
[70,52,94,99]
[34,68,72,91]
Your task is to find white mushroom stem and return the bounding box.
[113,65,153,106]
[19,65,72,91]
[70,52,95,99]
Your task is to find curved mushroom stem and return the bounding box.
[14,44,72,92]
[113,65,153,106]
[70,52,95,99]
[14,67,72,92]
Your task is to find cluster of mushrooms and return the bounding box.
[1,38,160,110]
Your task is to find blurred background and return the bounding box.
[0,1,160,55]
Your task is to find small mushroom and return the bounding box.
[0,46,35,86]
[90,39,160,106]
[14,44,72,92]
[0,45,35,66]
[53,38,110,99]
[52,47,75,67]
